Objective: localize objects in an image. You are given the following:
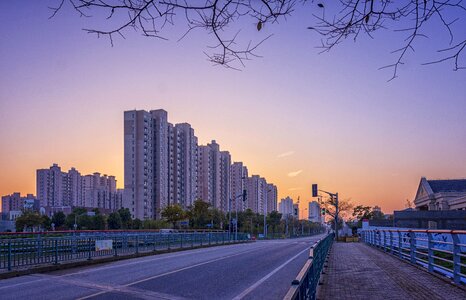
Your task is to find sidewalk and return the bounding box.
[317,243,465,300]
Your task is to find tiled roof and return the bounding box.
[427,179,466,193]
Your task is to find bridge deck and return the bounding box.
[318,243,465,300]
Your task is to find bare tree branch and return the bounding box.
[50,0,466,76]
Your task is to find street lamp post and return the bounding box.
[263,209,267,239]
[263,187,274,239]
[228,197,232,240]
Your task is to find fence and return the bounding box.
[284,233,334,300]
[0,231,249,271]
[362,229,466,284]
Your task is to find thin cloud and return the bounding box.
[287,170,303,177]
[277,151,295,158]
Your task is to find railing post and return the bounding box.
[208,232,211,245]
[427,232,434,273]
[191,233,195,248]
[382,231,387,252]
[398,231,402,259]
[37,234,42,263]
[136,235,139,254]
[7,239,12,271]
[88,238,92,260]
[409,231,416,264]
[180,233,183,249]
[389,231,393,254]
[114,237,118,257]
[153,234,157,252]
[451,233,461,284]
[167,233,171,250]
[55,239,59,264]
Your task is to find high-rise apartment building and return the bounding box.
[36,164,119,211]
[279,196,294,218]
[123,109,278,218]
[82,173,118,209]
[151,110,170,215]
[266,183,278,213]
[230,162,248,212]
[197,140,230,211]
[37,164,67,207]
[1,193,21,213]
[168,123,198,208]
[245,175,267,214]
[68,168,82,207]
[1,193,37,213]
[219,151,231,212]
[308,201,321,223]
[124,110,156,219]
[124,110,199,219]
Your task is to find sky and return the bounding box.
[1,1,465,216]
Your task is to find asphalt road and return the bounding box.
[0,234,326,300]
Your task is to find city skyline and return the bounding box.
[1,2,465,216]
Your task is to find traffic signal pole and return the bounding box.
[313,184,339,241]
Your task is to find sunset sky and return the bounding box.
[1,1,465,216]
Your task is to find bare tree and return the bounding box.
[310,1,466,80]
[405,198,413,209]
[324,196,353,220]
[50,1,465,77]
[50,0,294,70]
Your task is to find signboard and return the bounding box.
[23,199,35,209]
[179,220,189,226]
[95,240,113,251]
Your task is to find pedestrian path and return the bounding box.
[318,242,466,300]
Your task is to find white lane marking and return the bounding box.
[77,245,270,300]
[232,246,311,300]
[0,277,47,291]
[126,245,269,286]
[64,242,256,277]
[33,274,187,300]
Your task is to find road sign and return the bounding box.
[312,184,318,197]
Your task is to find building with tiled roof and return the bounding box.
[414,177,466,210]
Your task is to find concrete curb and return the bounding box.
[0,240,253,280]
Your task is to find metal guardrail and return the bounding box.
[362,229,466,284]
[0,231,249,271]
[284,233,334,300]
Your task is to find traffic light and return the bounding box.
[312,184,318,197]
[321,208,326,215]
[242,189,247,202]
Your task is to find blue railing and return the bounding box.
[0,231,249,271]
[284,233,334,300]
[362,229,466,284]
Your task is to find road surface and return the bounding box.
[0,234,325,300]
